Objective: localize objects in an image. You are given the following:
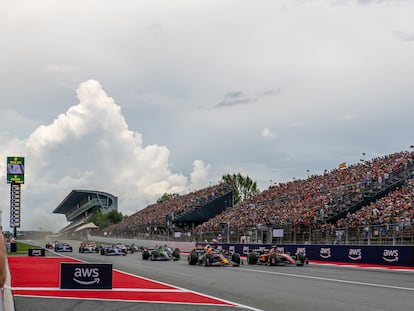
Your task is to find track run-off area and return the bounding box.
[7,240,414,311]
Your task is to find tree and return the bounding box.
[222,173,260,205]
[106,210,124,224]
[157,192,179,203]
[88,208,124,229]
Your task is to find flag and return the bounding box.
[339,162,347,169]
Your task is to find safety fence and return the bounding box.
[97,223,414,246]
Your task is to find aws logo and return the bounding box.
[296,247,306,257]
[73,267,100,285]
[348,248,362,261]
[242,246,250,255]
[319,248,331,259]
[382,249,399,263]
[60,263,112,289]
[277,247,285,253]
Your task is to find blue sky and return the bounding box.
[1,0,414,231]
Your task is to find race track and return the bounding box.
[12,240,414,311]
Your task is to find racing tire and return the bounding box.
[151,251,159,261]
[295,253,305,266]
[100,248,105,255]
[79,247,83,253]
[203,253,212,267]
[247,252,258,265]
[172,249,180,261]
[232,253,241,266]
[268,253,277,266]
[296,252,305,261]
[188,251,198,265]
[142,250,150,260]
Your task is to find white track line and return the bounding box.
[13,252,262,311]
[237,267,414,292]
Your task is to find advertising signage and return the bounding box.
[7,156,25,184]
[60,263,113,289]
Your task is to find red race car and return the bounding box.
[247,246,307,266]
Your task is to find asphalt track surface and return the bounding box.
[10,240,414,311]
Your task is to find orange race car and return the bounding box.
[188,245,241,267]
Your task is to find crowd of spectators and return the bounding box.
[195,151,414,234]
[106,182,233,236]
[104,151,414,240]
[338,178,414,236]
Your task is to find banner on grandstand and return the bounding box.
[272,229,284,237]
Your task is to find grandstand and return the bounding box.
[105,182,233,239]
[195,151,414,244]
[100,151,414,245]
[53,190,118,237]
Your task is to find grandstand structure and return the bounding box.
[53,190,118,236]
[195,151,414,245]
[103,151,414,245]
[105,182,233,239]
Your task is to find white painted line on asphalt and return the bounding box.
[13,253,262,311]
[238,267,414,292]
[10,293,258,308]
[114,269,264,311]
[10,287,187,292]
[311,262,414,272]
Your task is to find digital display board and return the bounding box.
[7,156,25,184]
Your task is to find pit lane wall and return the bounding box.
[204,243,414,267]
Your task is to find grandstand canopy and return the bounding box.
[75,222,99,231]
[53,189,118,235]
[53,190,117,215]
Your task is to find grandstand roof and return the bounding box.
[53,189,117,215]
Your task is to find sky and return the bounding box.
[1,0,414,232]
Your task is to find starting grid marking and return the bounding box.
[7,256,260,309]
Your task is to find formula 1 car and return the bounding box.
[247,247,307,266]
[54,242,73,252]
[187,246,241,267]
[79,241,99,253]
[125,244,139,254]
[100,244,127,256]
[45,241,58,249]
[142,246,181,261]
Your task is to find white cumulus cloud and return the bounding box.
[0,80,209,231]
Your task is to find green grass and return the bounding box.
[7,241,42,255]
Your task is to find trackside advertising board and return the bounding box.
[60,263,112,289]
[199,243,414,267]
[28,249,45,257]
